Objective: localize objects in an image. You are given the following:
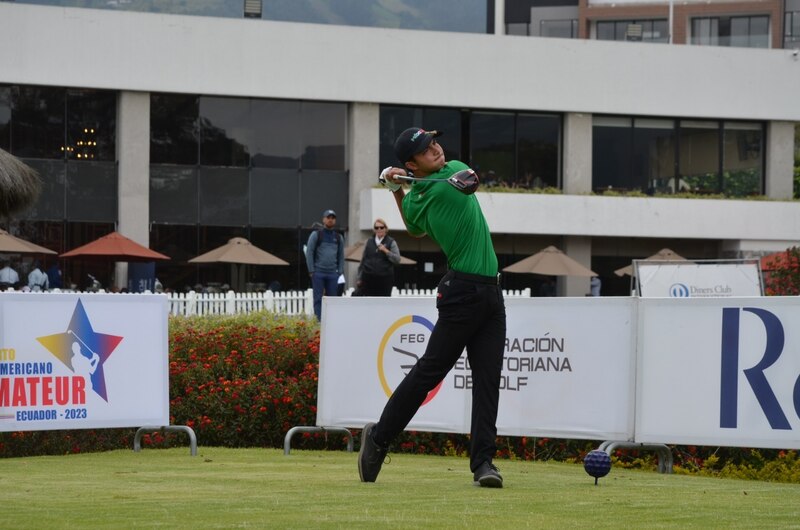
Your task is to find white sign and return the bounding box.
[637,262,762,298]
[636,297,800,449]
[0,293,169,432]
[318,296,635,440]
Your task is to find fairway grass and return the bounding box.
[2,447,799,529]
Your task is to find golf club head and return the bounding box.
[448,169,479,195]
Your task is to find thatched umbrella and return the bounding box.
[0,148,41,217]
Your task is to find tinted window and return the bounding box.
[470,112,515,187]
[592,117,633,190]
[0,86,9,150]
[18,159,66,221]
[250,168,300,228]
[517,114,560,188]
[722,122,763,196]
[66,161,117,221]
[300,102,346,170]
[679,121,720,193]
[199,96,250,167]
[150,165,198,224]
[151,94,198,165]
[251,99,301,169]
[262,0,489,33]
[10,86,65,159]
[66,89,116,162]
[198,167,249,225]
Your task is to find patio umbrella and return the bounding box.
[503,245,597,277]
[614,248,688,277]
[0,229,57,255]
[0,148,41,217]
[344,240,417,265]
[188,237,288,266]
[60,231,170,262]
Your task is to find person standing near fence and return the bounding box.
[358,127,507,488]
[305,209,344,321]
[356,218,400,296]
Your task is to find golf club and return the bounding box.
[381,168,480,195]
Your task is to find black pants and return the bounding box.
[360,272,394,296]
[374,270,506,472]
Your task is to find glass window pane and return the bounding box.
[0,86,9,150]
[11,86,65,159]
[597,21,615,40]
[470,112,515,187]
[66,161,117,222]
[199,96,250,167]
[424,108,462,162]
[679,121,720,193]
[198,167,249,225]
[730,17,749,47]
[379,106,421,170]
[506,23,529,36]
[150,224,200,292]
[300,102,346,170]
[749,16,770,48]
[150,94,198,165]
[648,20,669,42]
[517,114,560,189]
[251,99,301,169]
[541,20,575,39]
[722,122,762,197]
[150,165,198,224]
[18,159,66,220]
[299,170,349,229]
[261,0,488,34]
[66,88,116,162]
[250,168,300,228]
[633,119,675,193]
[592,118,632,190]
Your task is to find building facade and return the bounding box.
[0,1,798,296]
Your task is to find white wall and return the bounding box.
[362,188,800,242]
[1,3,799,121]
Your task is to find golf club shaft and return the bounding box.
[68,329,98,356]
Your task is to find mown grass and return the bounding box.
[2,448,800,529]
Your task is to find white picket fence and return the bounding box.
[167,287,531,317]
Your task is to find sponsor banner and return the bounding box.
[636,297,800,449]
[0,293,169,432]
[318,297,635,440]
[637,262,762,298]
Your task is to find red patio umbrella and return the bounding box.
[60,231,170,262]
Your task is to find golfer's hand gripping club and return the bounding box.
[378,166,402,192]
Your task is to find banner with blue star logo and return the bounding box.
[0,293,168,431]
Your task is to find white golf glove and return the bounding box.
[379,166,401,192]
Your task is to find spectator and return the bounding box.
[27,260,49,291]
[356,218,401,296]
[0,259,20,289]
[305,209,344,321]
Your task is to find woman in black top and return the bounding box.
[356,218,401,296]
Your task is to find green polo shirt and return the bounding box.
[402,161,498,277]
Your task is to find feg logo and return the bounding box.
[720,307,800,429]
[377,315,443,406]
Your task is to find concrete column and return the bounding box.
[495,0,505,35]
[115,91,151,290]
[563,112,593,194]
[561,236,592,297]
[346,102,380,288]
[764,121,795,200]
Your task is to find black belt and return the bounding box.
[450,270,500,285]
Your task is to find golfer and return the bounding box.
[358,127,507,488]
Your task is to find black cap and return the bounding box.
[322,209,336,218]
[394,128,442,164]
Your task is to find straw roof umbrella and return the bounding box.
[0,148,41,217]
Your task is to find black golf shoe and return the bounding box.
[358,422,388,483]
[473,461,503,488]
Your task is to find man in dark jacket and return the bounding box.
[305,209,344,321]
